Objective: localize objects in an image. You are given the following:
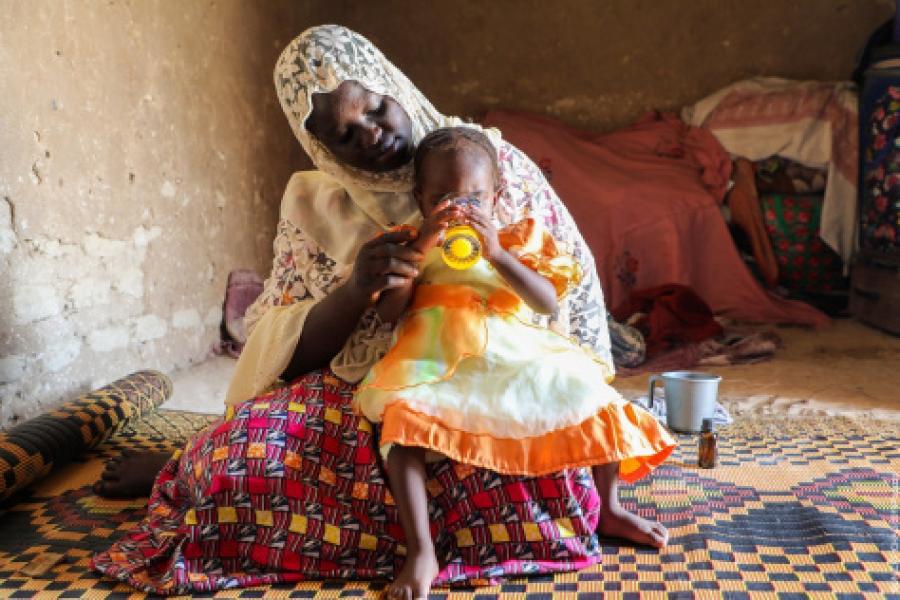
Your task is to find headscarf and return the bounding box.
[274,24,492,194]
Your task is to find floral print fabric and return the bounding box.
[761,194,847,293]
[274,25,480,193]
[861,86,900,252]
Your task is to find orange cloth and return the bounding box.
[499,217,582,298]
[481,109,829,328]
[728,158,779,288]
[381,400,675,481]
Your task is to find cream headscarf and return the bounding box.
[273,24,501,261]
[274,24,461,193]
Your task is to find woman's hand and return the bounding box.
[464,207,503,264]
[348,229,424,303]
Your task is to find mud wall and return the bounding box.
[0,1,306,426]
[302,0,891,130]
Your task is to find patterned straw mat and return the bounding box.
[0,410,897,599]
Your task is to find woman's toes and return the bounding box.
[598,507,671,549]
[386,584,412,600]
[93,451,171,499]
[652,523,669,548]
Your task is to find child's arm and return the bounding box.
[466,209,559,315]
[374,281,415,324]
[375,200,463,323]
[489,250,559,314]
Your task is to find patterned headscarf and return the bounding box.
[274,24,477,193]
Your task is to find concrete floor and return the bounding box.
[163,319,900,421]
[614,319,900,422]
[162,354,236,414]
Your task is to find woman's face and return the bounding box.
[305,80,414,173]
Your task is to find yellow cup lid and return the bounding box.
[442,225,481,270]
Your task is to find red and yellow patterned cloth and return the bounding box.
[92,372,605,595]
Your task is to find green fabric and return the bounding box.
[761,194,846,293]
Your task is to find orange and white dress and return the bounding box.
[355,218,676,481]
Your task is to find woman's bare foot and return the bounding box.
[92,451,172,498]
[386,548,440,600]
[598,504,669,549]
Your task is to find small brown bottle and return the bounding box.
[698,418,717,469]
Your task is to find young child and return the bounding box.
[355,127,676,599]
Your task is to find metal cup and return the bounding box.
[648,371,721,433]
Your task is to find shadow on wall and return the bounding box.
[0,1,307,428]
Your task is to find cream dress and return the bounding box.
[355,218,675,480]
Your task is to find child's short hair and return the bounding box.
[413,127,500,187]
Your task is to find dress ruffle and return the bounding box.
[380,398,675,480]
[498,217,582,298]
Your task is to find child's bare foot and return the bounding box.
[92,451,171,498]
[386,548,440,600]
[598,504,668,549]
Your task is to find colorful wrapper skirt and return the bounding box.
[92,371,605,595]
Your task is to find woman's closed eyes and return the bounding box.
[306,80,414,172]
[370,99,387,118]
[338,97,386,146]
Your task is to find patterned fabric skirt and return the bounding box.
[91,370,602,595]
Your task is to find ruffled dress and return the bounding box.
[356,218,675,481]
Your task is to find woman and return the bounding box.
[93,25,651,595]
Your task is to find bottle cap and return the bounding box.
[701,418,714,432]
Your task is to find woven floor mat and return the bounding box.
[0,370,172,503]
[0,411,897,599]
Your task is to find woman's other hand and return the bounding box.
[284,230,420,379]
[349,229,423,303]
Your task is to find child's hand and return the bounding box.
[464,208,502,263]
[415,200,464,252]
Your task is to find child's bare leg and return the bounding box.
[385,445,440,600]
[592,462,668,548]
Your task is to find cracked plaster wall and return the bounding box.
[0,1,308,428]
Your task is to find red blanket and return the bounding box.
[612,284,723,357]
[482,110,828,327]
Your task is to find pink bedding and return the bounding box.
[482,110,828,327]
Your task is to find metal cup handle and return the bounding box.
[648,374,663,410]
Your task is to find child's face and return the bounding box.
[414,146,496,219]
